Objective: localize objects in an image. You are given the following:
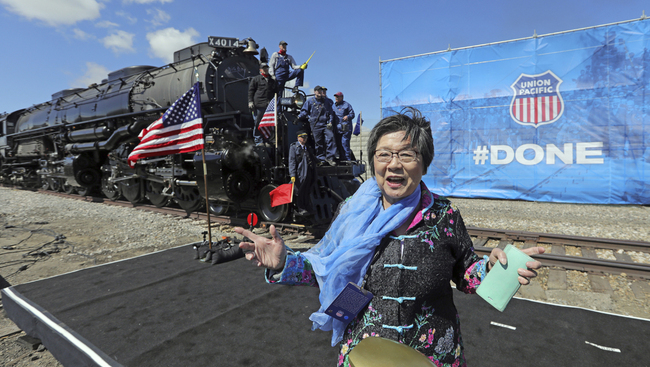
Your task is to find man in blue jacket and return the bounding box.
[297,86,336,165]
[332,91,356,161]
[288,130,316,216]
[269,41,306,95]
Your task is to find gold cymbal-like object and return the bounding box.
[348,337,435,367]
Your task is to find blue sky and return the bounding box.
[0,0,648,128]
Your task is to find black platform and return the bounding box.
[2,245,649,366]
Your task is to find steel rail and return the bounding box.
[35,189,312,232]
[467,226,650,253]
[473,246,650,279]
[30,189,650,278]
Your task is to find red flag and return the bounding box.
[127,83,204,167]
[258,95,276,139]
[269,183,293,207]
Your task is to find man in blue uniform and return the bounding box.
[269,41,306,95]
[248,63,276,145]
[332,91,356,161]
[288,130,316,216]
[297,86,336,165]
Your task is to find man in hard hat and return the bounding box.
[269,41,306,95]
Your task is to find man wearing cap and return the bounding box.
[321,86,335,125]
[297,86,336,165]
[269,41,306,95]
[288,130,316,216]
[332,91,356,161]
[248,63,277,145]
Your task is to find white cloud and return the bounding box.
[96,20,119,28]
[123,0,172,3]
[102,30,135,53]
[0,0,102,26]
[72,28,94,40]
[116,11,137,25]
[72,62,110,88]
[146,8,170,27]
[146,27,199,63]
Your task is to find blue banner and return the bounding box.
[381,18,650,205]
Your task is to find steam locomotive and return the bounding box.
[0,37,365,225]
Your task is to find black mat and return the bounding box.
[456,292,650,366]
[3,245,649,366]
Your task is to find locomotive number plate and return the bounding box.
[208,36,239,48]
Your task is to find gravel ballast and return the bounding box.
[0,187,648,366]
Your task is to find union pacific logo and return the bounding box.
[510,70,564,128]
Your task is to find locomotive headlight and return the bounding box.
[293,93,306,109]
[279,91,306,109]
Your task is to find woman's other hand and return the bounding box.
[235,225,288,271]
[487,246,545,285]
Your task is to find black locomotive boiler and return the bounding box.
[0,37,365,225]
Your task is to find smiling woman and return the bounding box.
[235,107,545,366]
[367,109,433,209]
[372,133,423,208]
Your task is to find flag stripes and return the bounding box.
[512,96,562,124]
[127,83,204,167]
[258,96,276,139]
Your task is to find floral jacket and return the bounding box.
[266,184,487,367]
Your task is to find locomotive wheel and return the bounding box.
[145,181,171,208]
[76,168,101,188]
[257,185,289,222]
[63,183,77,194]
[120,178,143,204]
[24,171,40,189]
[174,185,203,213]
[77,186,90,197]
[41,178,50,191]
[48,178,62,192]
[209,201,230,215]
[101,174,122,201]
[225,171,253,202]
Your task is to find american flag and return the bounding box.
[127,83,204,168]
[258,95,277,139]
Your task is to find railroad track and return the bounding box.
[35,188,650,280]
[36,188,320,236]
[468,227,650,280]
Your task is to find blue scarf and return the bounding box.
[302,177,421,346]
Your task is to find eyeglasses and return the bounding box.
[374,149,419,163]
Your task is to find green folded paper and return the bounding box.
[477,244,534,312]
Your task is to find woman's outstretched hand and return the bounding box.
[487,246,545,285]
[235,225,287,271]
